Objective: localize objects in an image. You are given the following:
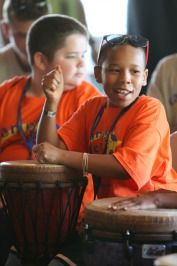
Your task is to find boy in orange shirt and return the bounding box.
[33,33,177,265]
[0,14,100,162]
[0,14,100,265]
[34,34,177,198]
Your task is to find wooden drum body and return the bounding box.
[83,198,177,266]
[0,160,87,265]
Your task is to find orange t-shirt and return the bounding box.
[0,76,100,161]
[0,76,100,223]
[58,95,177,198]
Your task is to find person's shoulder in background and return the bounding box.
[148,53,177,91]
[0,43,29,83]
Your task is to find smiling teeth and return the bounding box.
[117,90,129,95]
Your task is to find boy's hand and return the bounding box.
[32,142,62,164]
[41,65,64,105]
[108,193,158,211]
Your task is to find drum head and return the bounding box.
[85,197,177,233]
[0,160,83,183]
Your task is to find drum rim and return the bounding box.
[0,160,84,183]
[0,160,66,168]
[85,197,177,234]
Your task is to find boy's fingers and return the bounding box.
[55,65,64,84]
[32,144,38,152]
[56,64,62,72]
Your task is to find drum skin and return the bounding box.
[0,160,87,263]
[85,197,177,235]
[82,197,177,266]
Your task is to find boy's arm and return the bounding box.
[32,142,130,180]
[37,66,64,146]
[37,104,60,146]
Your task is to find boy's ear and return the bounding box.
[33,52,48,71]
[94,65,102,84]
[142,68,148,86]
[1,22,10,43]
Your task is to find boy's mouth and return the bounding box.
[75,72,85,77]
[114,88,133,96]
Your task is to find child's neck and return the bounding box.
[26,76,45,97]
[107,99,120,108]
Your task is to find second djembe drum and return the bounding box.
[83,197,177,266]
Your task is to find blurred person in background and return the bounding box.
[147,54,177,133]
[0,0,50,83]
[48,0,87,26]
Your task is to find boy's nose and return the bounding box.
[119,70,131,83]
[77,56,86,67]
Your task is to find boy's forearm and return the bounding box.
[36,108,60,146]
[87,154,130,179]
[59,151,130,179]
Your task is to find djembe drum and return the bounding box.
[83,197,177,266]
[0,160,87,265]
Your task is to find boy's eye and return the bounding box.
[107,68,119,73]
[81,53,86,58]
[66,54,77,58]
[66,53,86,59]
[132,70,141,74]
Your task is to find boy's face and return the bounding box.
[48,34,87,91]
[95,44,148,108]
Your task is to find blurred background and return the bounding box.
[1,0,177,93]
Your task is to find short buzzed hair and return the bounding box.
[27,14,88,65]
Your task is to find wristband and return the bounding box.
[82,152,89,176]
[44,109,56,118]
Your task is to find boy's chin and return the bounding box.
[64,81,82,91]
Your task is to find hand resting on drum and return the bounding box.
[32,142,63,164]
[108,190,177,211]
